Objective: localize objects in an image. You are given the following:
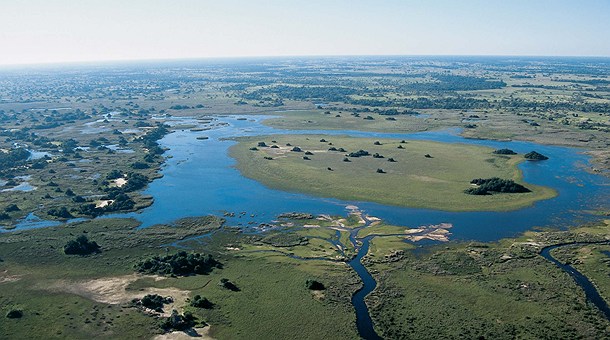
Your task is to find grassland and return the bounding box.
[0,217,359,339]
[230,134,556,211]
[2,213,610,339]
[365,221,610,339]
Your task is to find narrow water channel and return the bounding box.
[540,242,610,320]
[348,234,382,340]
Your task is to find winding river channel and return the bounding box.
[540,242,610,321]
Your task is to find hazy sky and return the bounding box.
[1,0,609,65]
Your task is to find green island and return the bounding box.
[230,135,556,211]
[1,214,609,339]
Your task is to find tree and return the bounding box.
[189,295,213,309]
[305,279,325,290]
[524,151,549,160]
[64,235,100,255]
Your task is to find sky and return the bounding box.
[1,0,609,66]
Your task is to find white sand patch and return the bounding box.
[44,274,190,316]
[111,178,127,188]
[95,199,114,208]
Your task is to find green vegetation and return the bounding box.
[135,251,221,277]
[493,148,517,155]
[138,294,173,312]
[189,295,213,309]
[525,151,549,160]
[0,217,359,339]
[231,135,555,211]
[63,235,100,255]
[465,177,531,195]
[366,222,610,339]
[305,279,325,290]
[5,310,23,319]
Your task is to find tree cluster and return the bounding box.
[135,251,221,277]
[465,178,531,195]
[63,235,100,255]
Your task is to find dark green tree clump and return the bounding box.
[138,294,173,312]
[6,309,23,319]
[189,295,213,309]
[162,310,196,331]
[524,151,549,160]
[48,207,73,218]
[465,178,531,195]
[135,251,221,277]
[493,148,517,155]
[219,278,240,291]
[64,235,100,255]
[305,279,325,290]
[348,150,370,157]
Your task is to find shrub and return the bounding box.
[64,235,100,255]
[162,310,196,331]
[48,207,73,218]
[135,252,221,277]
[493,148,517,155]
[139,294,173,312]
[6,309,23,319]
[348,150,370,158]
[219,278,240,291]
[189,295,213,309]
[4,204,19,212]
[524,151,549,160]
[465,177,531,195]
[305,279,325,290]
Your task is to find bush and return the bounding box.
[6,309,23,319]
[524,151,549,160]
[48,207,73,218]
[139,294,173,312]
[131,161,149,169]
[135,251,221,277]
[305,279,325,290]
[219,278,240,291]
[162,310,196,331]
[465,178,531,195]
[348,150,370,158]
[4,204,19,212]
[190,295,213,309]
[64,235,100,255]
[493,148,517,155]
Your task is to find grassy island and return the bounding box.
[230,135,556,211]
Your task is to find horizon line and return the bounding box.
[2,53,610,69]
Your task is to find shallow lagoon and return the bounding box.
[113,115,609,242]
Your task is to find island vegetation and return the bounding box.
[230,134,555,211]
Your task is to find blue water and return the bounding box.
[107,115,609,242]
[540,242,610,320]
[349,235,382,340]
[9,115,609,240]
